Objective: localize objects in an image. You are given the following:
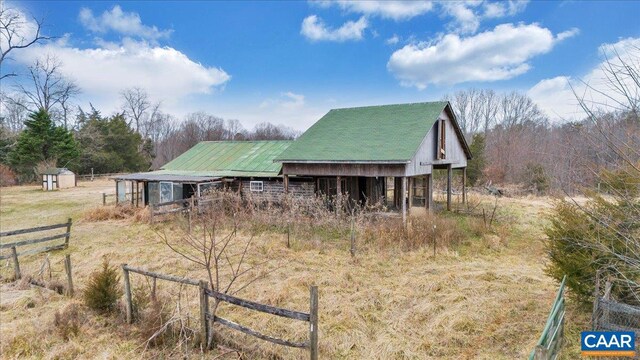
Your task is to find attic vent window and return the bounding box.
[250,181,263,192]
[438,118,446,160]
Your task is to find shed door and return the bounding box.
[47,175,53,190]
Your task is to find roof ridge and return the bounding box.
[329,100,448,112]
[198,140,293,144]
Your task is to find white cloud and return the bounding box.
[441,0,528,34]
[301,15,368,42]
[79,5,172,41]
[3,6,229,115]
[386,34,400,45]
[387,23,574,89]
[556,27,580,41]
[316,1,434,21]
[528,37,640,122]
[260,92,305,110]
[482,1,528,18]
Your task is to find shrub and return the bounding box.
[0,164,17,186]
[83,260,123,313]
[524,163,549,194]
[545,184,640,306]
[54,303,85,340]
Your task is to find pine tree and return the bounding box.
[8,109,79,180]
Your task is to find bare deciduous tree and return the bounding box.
[12,55,80,128]
[0,5,50,80]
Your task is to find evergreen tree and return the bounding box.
[75,111,150,174]
[466,133,486,186]
[8,109,79,180]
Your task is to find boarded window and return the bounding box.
[438,119,446,160]
[250,181,264,192]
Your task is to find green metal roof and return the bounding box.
[275,101,449,162]
[161,141,292,177]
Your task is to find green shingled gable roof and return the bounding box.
[276,101,448,162]
[161,141,291,177]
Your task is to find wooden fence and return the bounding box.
[0,220,74,294]
[530,275,566,360]
[121,265,318,359]
[0,219,72,261]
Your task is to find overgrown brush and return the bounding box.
[53,303,85,340]
[83,259,123,313]
[82,205,149,222]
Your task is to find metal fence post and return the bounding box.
[64,254,74,296]
[310,286,318,360]
[122,264,133,324]
[11,246,21,280]
[199,280,210,350]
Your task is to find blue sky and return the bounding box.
[4,1,640,130]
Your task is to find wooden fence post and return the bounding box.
[350,218,355,257]
[151,278,157,301]
[11,246,21,280]
[286,222,291,249]
[64,254,74,297]
[122,264,133,324]
[199,280,210,350]
[103,193,107,206]
[309,286,318,360]
[64,218,72,248]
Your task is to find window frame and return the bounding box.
[249,181,264,192]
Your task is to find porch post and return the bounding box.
[115,181,119,205]
[401,176,407,225]
[447,164,452,211]
[427,173,433,211]
[284,174,289,194]
[408,177,413,209]
[423,175,428,210]
[141,182,146,206]
[462,167,467,205]
[336,176,341,195]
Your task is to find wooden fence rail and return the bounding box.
[121,265,318,359]
[149,196,221,223]
[0,219,72,262]
[0,220,74,295]
[530,275,566,360]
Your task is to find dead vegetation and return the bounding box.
[0,181,564,359]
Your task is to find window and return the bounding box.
[250,181,264,192]
[160,181,173,203]
[437,118,446,160]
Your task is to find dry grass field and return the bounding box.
[0,180,589,359]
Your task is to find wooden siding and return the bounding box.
[409,109,467,174]
[240,179,314,202]
[282,163,407,177]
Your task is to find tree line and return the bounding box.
[0,55,297,184]
[444,88,640,194]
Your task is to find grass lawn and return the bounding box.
[0,180,589,359]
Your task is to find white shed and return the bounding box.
[42,168,76,191]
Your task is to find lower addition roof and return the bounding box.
[112,169,283,183]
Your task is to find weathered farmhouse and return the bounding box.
[112,101,471,220]
[112,141,312,206]
[275,101,471,221]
